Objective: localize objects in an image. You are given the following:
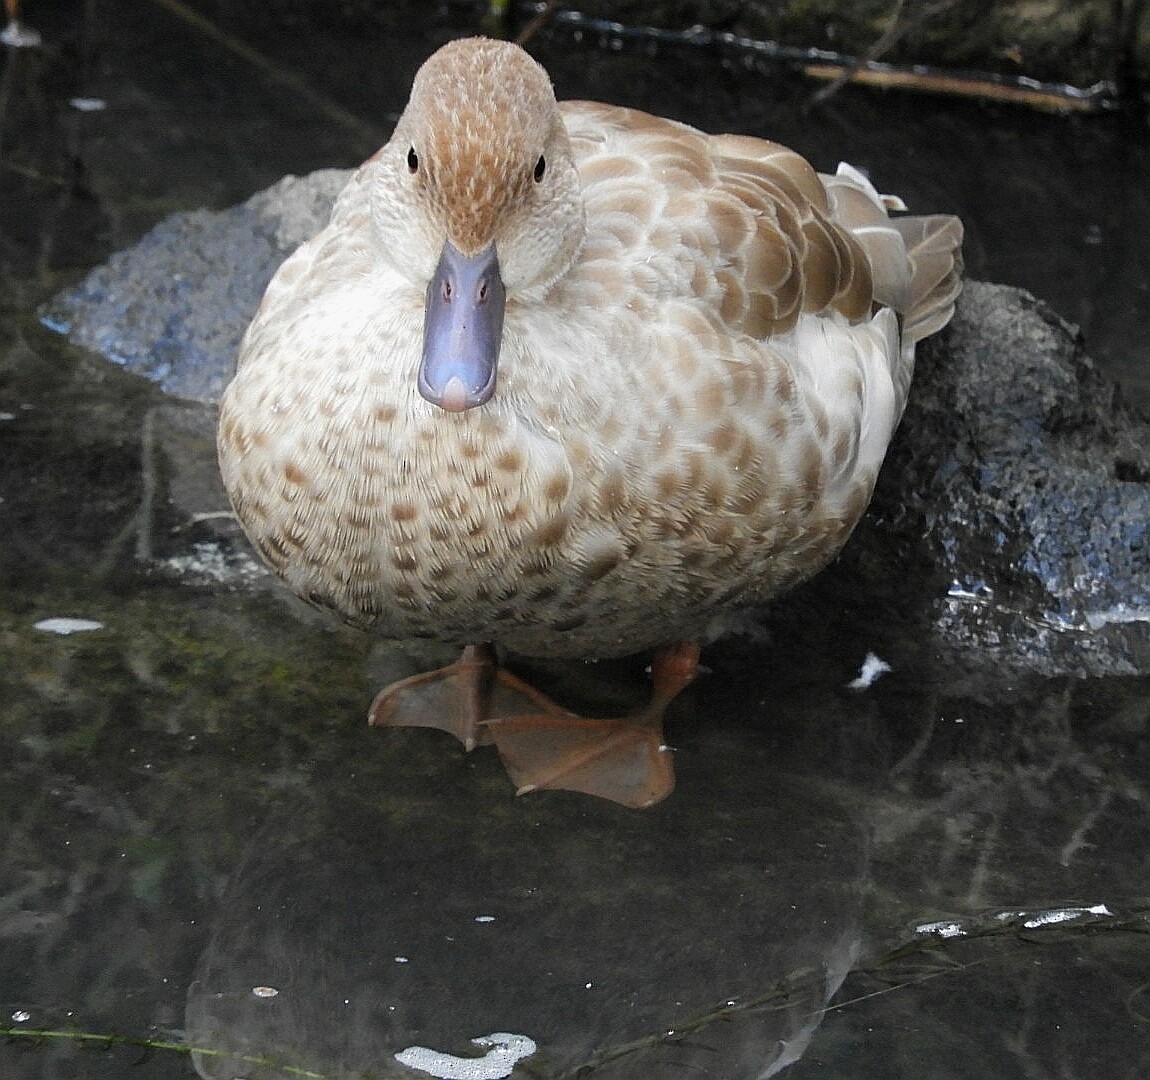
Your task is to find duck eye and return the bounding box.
[407,146,419,173]
[533,155,546,183]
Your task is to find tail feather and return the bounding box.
[822,163,964,350]
[892,214,965,346]
[821,166,912,311]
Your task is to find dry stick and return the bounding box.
[808,0,962,107]
[516,0,563,47]
[803,64,1106,112]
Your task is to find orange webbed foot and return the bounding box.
[369,642,700,809]
[368,644,566,750]
[487,715,675,808]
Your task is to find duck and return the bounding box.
[217,36,963,808]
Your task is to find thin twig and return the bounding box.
[516,0,563,47]
[808,0,962,107]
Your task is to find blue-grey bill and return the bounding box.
[419,240,505,412]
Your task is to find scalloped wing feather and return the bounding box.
[561,102,892,340]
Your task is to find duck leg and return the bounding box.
[368,642,699,808]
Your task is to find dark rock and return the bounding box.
[891,282,1150,676]
[41,171,1150,677]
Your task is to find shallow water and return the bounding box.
[2,2,1149,1078]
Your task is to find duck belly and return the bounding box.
[219,310,889,660]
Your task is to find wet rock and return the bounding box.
[41,171,349,404]
[883,283,1150,677]
[41,170,1150,677]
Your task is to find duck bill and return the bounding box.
[419,239,505,412]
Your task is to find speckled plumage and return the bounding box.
[218,37,963,664]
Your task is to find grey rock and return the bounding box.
[41,170,350,404]
[41,171,1150,676]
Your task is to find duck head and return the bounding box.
[370,38,586,412]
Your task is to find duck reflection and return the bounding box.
[185,721,867,1079]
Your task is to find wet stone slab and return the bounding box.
[3,9,1149,1072]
